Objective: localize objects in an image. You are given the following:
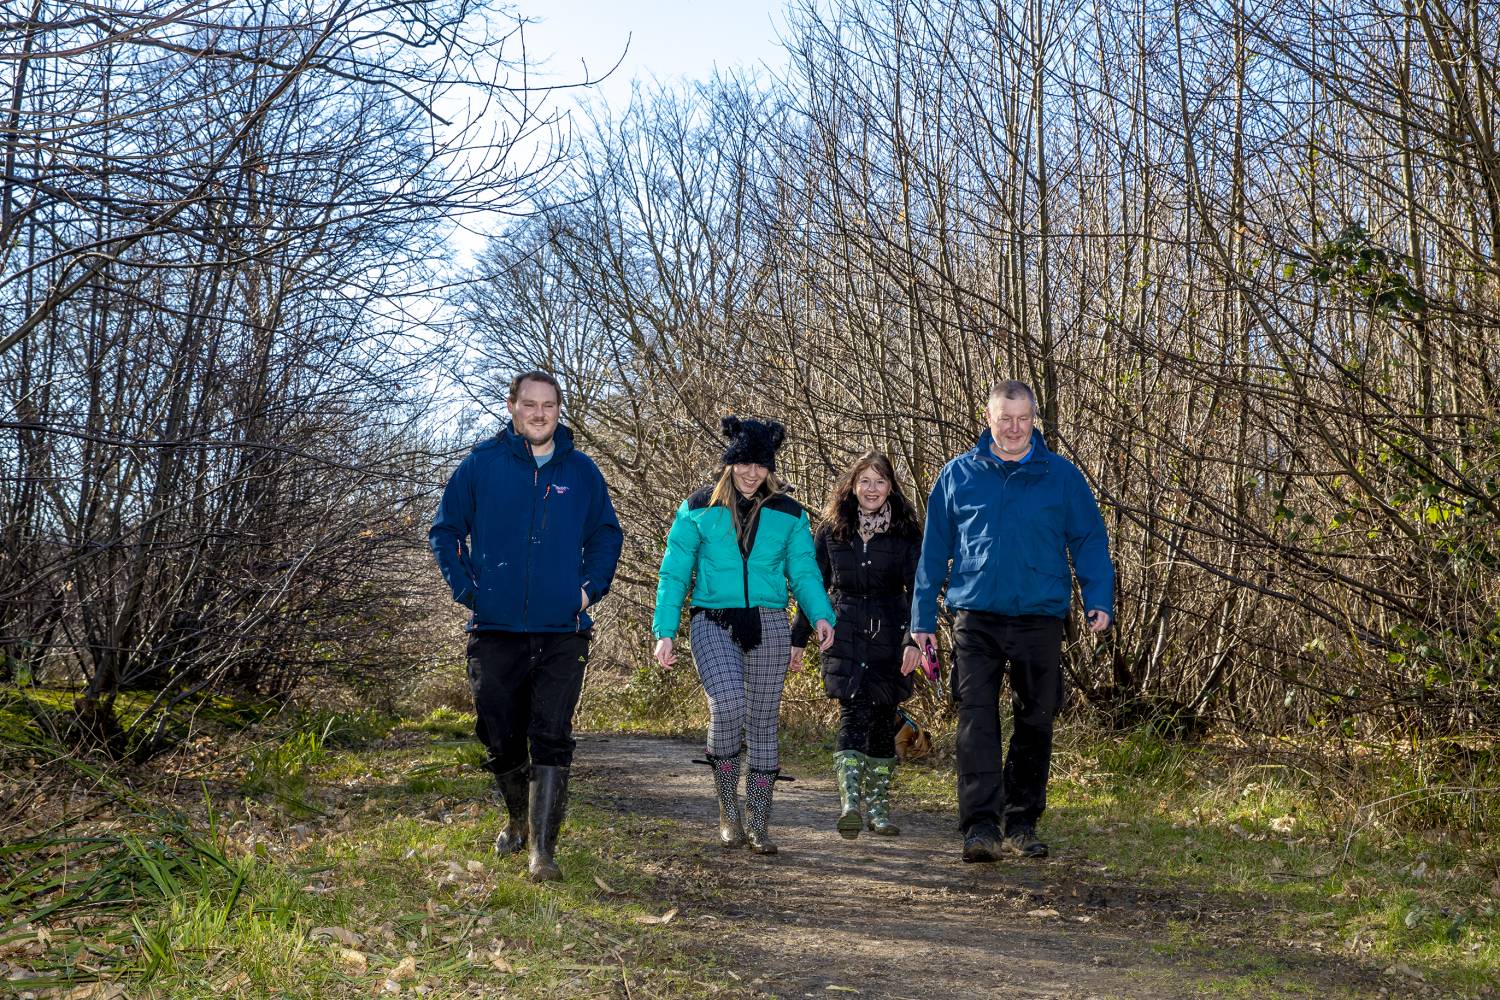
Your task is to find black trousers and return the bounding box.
[466,630,590,774]
[836,694,902,758]
[951,611,1065,834]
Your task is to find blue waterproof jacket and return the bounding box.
[429,423,623,633]
[910,429,1113,632]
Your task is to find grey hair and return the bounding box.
[988,379,1039,417]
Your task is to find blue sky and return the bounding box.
[443,0,792,257]
[518,0,790,110]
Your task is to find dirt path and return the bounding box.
[573,733,1388,1000]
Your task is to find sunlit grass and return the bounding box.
[615,689,1500,994]
[2,697,740,999]
[8,675,1499,996]
[881,723,1500,993]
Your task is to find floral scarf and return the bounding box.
[857,501,892,543]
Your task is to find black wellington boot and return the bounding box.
[527,765,569,882]
[492,764,529,856]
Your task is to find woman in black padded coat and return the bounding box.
[791,451,922,838]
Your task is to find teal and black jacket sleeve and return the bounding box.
[652,499,701,639]
[785,509,836,629]
[789,524,832,648]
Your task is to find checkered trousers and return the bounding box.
[689,608,792,772]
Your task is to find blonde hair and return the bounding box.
[708,465,787,549]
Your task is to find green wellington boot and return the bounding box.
[863,756,901,836]
[832,750,866,839]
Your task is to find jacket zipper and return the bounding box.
[740,513,751,606]
[522,464,538,628]
[736,501,755,608]
[459,540,476,589]
[861,535,873,644]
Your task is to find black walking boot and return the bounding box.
[1003,823,1049,859]
[527,765,569,882]
[961,821,1003,863]
[706,751,747,848]
[744,768,779,855]
[491,764,529,856]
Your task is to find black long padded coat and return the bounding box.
[791,521,922,704]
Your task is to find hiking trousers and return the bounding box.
[836,694,902,758]
[951,611,1065,833]
[467,630,590,774]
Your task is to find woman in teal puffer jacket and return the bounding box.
[653,417,836,855]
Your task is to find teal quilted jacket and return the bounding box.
[653,486,836,639]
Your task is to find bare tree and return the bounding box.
[459,0,1498,739]
[0,0,578,754]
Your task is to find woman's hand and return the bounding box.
[901,645,920,676]
[815,620,835,651]
[653,637,676,670]
[788,646,805,672]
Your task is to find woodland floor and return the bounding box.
[573,733,1407,999]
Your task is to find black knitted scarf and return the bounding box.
[694,491,767,651]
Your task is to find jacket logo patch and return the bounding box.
[553,485,570,494]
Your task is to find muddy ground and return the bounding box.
[573,733,1407,1000]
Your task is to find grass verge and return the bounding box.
[579,656,1499,994]
[1,695,742,999]
[786,718,1500,996]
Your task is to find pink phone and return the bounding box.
[921,640,940,682]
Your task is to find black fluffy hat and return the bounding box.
[720,416,786,471]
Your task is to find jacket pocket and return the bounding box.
[532,562,584,629]
[1025,540,1070,580]
[472,569,523,628]
[956,536,992,573]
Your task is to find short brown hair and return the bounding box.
[508,370,563,406]
[988,379,1037,416]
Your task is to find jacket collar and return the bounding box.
[500,420,575,462]
[971,428,1052,470]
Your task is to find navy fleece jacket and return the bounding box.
[429,423,623,633]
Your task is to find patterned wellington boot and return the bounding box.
[832,751,865,840]
[744,768,780,855]
[705,751,747,848]
[492,764,529,856]
[863,756,900,836]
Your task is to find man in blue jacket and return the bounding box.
[429,371,623,881]
[911,380,1113,863]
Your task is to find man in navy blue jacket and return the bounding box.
[911,380,1113,863]
[429,371,622,881]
